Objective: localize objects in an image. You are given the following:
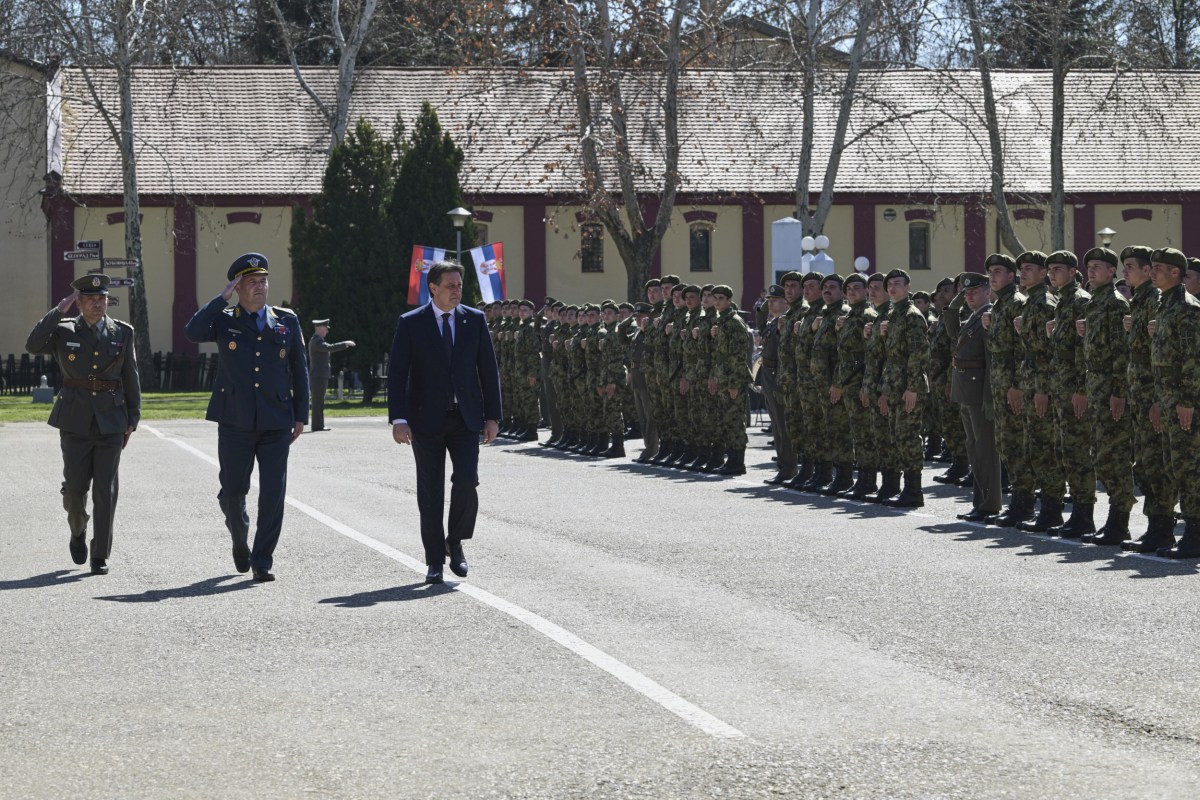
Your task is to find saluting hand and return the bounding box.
[1149,402,1163,433]
[56,289,80,314]
[222,275,242,303]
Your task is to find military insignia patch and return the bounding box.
[68,353,76,361]
[228,341,237,350]
[91,277,100,288]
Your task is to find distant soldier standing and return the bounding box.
[982,253,1030,527]
[307,319,355,432]
[857,272,891,500]
[759,285,793,484]
[832,273,876,497]
[877,269,930,507]
[951,272,1002,521]
[26,274,141,575]
[709,285,752,475]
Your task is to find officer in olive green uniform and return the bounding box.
[307,318,355,432]
[951,272,1001,520]
[26,273,142,574]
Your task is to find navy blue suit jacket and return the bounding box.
[184,296,310,430]
[388,303,502,435]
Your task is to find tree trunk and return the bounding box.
[1050,51,1066,251]
[794,0,819,232]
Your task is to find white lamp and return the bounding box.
[854,256,870,272]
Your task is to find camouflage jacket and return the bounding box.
[712,308,753,389]
[1049,282,1090,399]
[514,318,542,380]
[1127,280,1160,407]
[862,301,891,398]
[1017,282,1057,396]
[928,307,955,385]
[833,300,875,393]
[1083,282,1131,404]
[794,298,825,388]
[810,300,848,386]
[1150,284,1200,411]
[881,297,930,397]
[986,282,1026,394]
[776,297,808,387]
[683,308,715,383]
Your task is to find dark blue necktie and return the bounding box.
[441,312,453,360]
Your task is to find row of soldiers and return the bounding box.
[487,282,755,474]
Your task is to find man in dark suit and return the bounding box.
[388,261,502,584]
[951,272,1001,521]
[26,273,141,575]
[184,254,309,582]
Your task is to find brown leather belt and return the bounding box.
[64,378,120,391]
[953,358,985,369]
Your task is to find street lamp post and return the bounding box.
[447,207,473,264]
[1098,227,1116,247]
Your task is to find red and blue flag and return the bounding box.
[470,242,506,303]
[408,245,447,305]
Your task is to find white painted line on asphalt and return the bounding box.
[143,424,747,740]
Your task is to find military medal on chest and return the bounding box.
[229,341,237,350]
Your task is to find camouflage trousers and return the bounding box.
[1091,406,1135,513]
[511,376,540,426]
[820,391,853,463]
[599,390,623,436]
[887,393,927,474]
[1055,401,1097,504]
[844,389,872,469]
[780,376,808,462]
[1163,408,1200,518]
[1131,399,1172,517]
[685,383,714,444]
[651,375,674,439]
[1024,400,1065,501]
[993,392,1032,494]
[716,388,749,449]
[865,392,893,471]
[795,382,823,463]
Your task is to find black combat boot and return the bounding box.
[800,461,832,493]
[924,437,942,462]
[871,470,902,504]
[1123,515,1177,553]
[601,437,625,459]
[649,439,674,465]
[670,444,696,468]
[932,457,968,484]
[987,490,1034,528]
[702,446,727,473]
[820,462,854,496]
[844,468,878,500]
[764,465,796,485]
[956,469,975,487]
[716,448,746,476]
[1090,508,1132,546]
[785,460,814,490]
[685,445,712,472]
[1157,519,1200,559]
[1017,498,1065,533]
[517,424,539,442]
[1049,502,1096,539]
[542,429,562,448]
[887,471,925,508]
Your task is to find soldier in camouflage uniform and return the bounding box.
[636,279,665,461]
[539,301,563,446]
[629,302,660,463]
[507,300,541,441]
[1147,247,1200,558]
[929,277,968,482]
[855,272,891,500]
[806,274,852,494]
[832,273,876,497]
[592,301,627,458]
[1119,247,1174,552]
[650,281,686,465]
[615,302,638,437]
[876,269,930,507]
[667,285,704,468]
[1043,252,1097,538]
[760,285,795,484]
[709,285,752,475]
[555,305,584,450]
[789,272,826,489]
[982,254,1031,527]
[1078,248,1136,544]
[775,272,809,487]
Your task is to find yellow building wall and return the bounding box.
[875,203,965,288]
[1095,204,1183,251]
[660,204,744,296]
[74,206,176,356]
[762,205,854,285]
[542,204,634,303]
[473,206,525,300]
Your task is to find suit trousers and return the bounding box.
[411,409,481,566]
[631,371,659,457]
[961,404,1002,513]
[217,425,292,571]
[760,367,795,473]
[309,374,328,430]
[60,420,124,559]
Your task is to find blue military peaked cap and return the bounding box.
[228,253,269,282]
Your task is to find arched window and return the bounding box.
[689,223,713,272]
[581,223,604,272]
[475,223,490,245]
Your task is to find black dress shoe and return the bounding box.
[448,541,468,578]
[252,568,275,582]
[90,559,108,575]
[70,537,87,565]
[232,547,251,573]
[957,508,995,522]
[424,567,444,584]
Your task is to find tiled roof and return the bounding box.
[57,66,1200,197]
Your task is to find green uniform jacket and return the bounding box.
[1083,282,1130,404]
[810,300,848,387]
[881,298,930,397]
[1018,282,1058,396]
[986,282,1026,394]
[1127,281,1160,407]
[1150,284,1200,411]
[1049,283,1090,399]
[834,300,874,393]
[713,309,752,390]
[862,301,891,398]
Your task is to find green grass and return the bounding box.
[0,391,389,425]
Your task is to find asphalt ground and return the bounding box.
[2,418,1199,799]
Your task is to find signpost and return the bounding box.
[108,277,136,287]
[76,240,102,250]
[63,250,99,261]
[102,258,138,269]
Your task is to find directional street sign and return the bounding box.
[76,240,102,250]
[63,251,99,261]
[102,259,138,268]
[106,297,119,306]
[107,277,136,287]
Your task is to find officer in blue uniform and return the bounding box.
[184,254,309,582]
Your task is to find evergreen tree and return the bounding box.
[388,101,481,307]
[291,117,398,402]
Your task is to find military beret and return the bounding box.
[681,284,701,296]
[766,284,786,298]
[912,290,931,302]
[1015,250,1047,268]
[801,271,825,284]
[1151,247,1187,271]
[643,279,661,290]
[1189,257,1200,275]
[562,304,578,313]
[227,252,269,281]
[311,318,331,326]
[633,302,653,314]
[1120,246,1153,263]
[701,283,715,293]
[867,271,886,284]
[661,274,681,286]
[961,272,989,290]
[1046,250,1079,269]
[72,273,110,295]
[711,285,734,298]
[519,299,535,310]
[600,301,618,311]
[983,253,1016,272]
[936,277,955,291]
[1083,247,1119,268]
[618,302,634,311]
[669,283,685,294]
[822,274,844,288]
[780,271,803,284]
[843,273,867,288]
[884,268,911,283]
[551,300,565,309]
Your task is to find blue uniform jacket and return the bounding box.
[185,296,310,430]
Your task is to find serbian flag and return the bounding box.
[407,245,447,305]
[470,242,506,303]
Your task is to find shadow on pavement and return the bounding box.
[95,575,257,603]
[0,569,89,591]
[318,581,454,607]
